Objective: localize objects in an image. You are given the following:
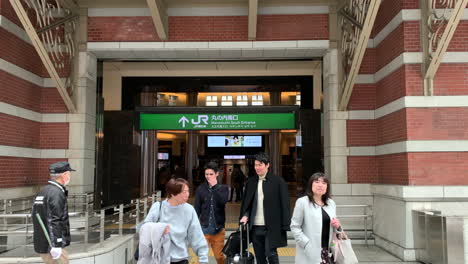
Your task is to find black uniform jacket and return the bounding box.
[239,171,291,248]
[194,182,229,230]
[32,180,70,253]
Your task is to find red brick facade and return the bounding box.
[88,14,329,42]
[347,0,468,185]
[348,156,378,183]
[0,0,69,188]
[0,28,46,77]
[408,152,468,185]
[0,157,63,188]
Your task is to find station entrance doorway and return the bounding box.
[98,75,322,206]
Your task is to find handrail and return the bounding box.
[0,212,81,218]
[336,204,372,246]
[0,191,160,258]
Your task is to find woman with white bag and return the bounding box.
[290,172,342,264]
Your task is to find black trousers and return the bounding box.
[171,260,188,264]
[251,226,279,264]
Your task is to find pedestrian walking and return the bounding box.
[140,178,209,264]
[239,152,291,264]
[229,164,244,202]
[32,161,75,264]
[290,172,342,264]
[194,161,229,264]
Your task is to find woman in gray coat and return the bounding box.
[290,173,342,264]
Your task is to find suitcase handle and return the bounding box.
[239,223,250,257]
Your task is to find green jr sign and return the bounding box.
[139,113,295,130]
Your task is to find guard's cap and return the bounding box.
[49,161,76,174]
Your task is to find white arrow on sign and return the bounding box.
[178,116,189,127]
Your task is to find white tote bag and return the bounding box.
[332,231,359,264]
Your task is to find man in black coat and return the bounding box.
[32,161,74,264]
[239,153,291,264]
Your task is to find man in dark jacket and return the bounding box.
[194,161,229,264]
[239,153,291,264]
[32,161,75,264]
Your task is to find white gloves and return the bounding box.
[50,247,62,259]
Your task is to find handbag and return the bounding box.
[134,201,163,261]
[332,231,359,264]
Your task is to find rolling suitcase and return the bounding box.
[224,223,254,264]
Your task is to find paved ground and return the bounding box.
[193,201,422,264]
[193,245,421,264]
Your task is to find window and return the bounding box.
[295,94,301,106]
[236,95,248,106]
[252,95,263,106]
[206,95,218,106]
[221,95,233,106]
[168,95,178,106]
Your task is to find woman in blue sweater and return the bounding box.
[140,178,209,264]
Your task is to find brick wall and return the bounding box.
[359,48,376,74]
[407,108,468,140]
[0,114,69,149]
[0,70,42,112]
[434,64,468,95]
[170,16,248,41]
[257,14,328,40]
[372,0,419,37]
[347,84,376,110]
[88,14,329,42]
[88,17,159,42]
[0,157,63,188]
[408,152,468,185]
[347,120,376,146]
[0,114,40,148]
[376,66,406,108]
[0,28,46,77]
[348,156,378,183]
[448,22,468,51]
[376,109,408,145]
[377,153,409,185]
[40,88,69,113]
[0,0,22,28]
[40,123,69,149]
[375,22,420,72]
[0,5,69,188]
[347,1,468,185]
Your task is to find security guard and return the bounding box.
[32,161,75,264]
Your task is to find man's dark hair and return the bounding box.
[254,152,270,165]
[204,161,219,173]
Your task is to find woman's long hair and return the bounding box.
[305,172,331,207]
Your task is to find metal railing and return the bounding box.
[337,204,372,246]
[1,193,94,215]
[0,192,160,258]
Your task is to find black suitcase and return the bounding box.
[224,224,254,264]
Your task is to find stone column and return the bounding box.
[269,130,281,177]
[186,91,198,187]
[67,52,97,194]
[140,90,157,196]
[323,49,348,184]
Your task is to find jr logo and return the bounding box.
[191,115,209,125]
